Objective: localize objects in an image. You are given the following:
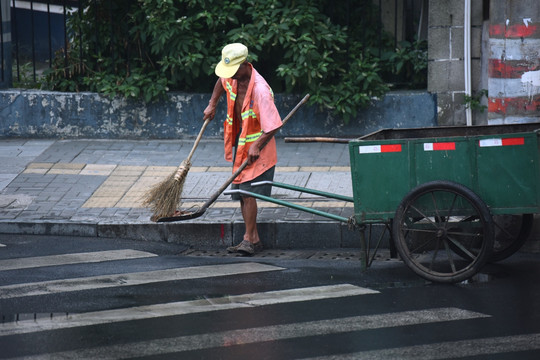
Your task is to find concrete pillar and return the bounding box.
[0,0,11,88]
[427,0,484,126]
[488,0,540,124]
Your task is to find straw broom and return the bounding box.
[142,119,210,221]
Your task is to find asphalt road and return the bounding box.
[1,234,539,359]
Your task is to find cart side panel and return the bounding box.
[349,141,410,222]
[476,132,540,214]
[351,125,540,223]
[412,139,475,189]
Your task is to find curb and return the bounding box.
[0,220,392,250]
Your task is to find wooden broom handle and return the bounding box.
[284,137,351,143]
[185,118,211,163]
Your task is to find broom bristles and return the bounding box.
[142,160,191,221]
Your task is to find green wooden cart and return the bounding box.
[226,123,540,283]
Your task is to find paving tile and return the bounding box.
[111,165,146,176]
[51,163,86,170]
[188,166,209,172]
[22,168,49,174]
[276,166,300,172]
[80,164,117,176]
[330,166,350,171]
[26,162,54,169]
[299,166,330,172]
[207,166,231,172]
[211,201,240,209]
[47,169,81,175]
[116,196,145,208]
[142,166,176,177]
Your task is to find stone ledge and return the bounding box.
[0,90,437,139]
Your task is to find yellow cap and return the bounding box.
[215,43,248,78]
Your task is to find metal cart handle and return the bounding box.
[251,181,354,202]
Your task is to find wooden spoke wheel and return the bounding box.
[393,181,494,283]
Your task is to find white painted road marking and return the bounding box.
[0,249,157,271]
[1,249,522,360]
[305,333,540,359]
[2,308,489,359]
[0,262,284,299]
[0,284,377,336]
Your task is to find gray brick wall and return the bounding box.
[428,0,487,126]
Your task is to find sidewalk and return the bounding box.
[0,138,369,250]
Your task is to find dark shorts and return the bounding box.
[230,166,275,201]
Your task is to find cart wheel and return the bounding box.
[392,181,494,283]
[490,214,533,262]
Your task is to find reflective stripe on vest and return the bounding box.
[241,109,257,120]
[226,114,233,126]
[238,131,263,146]
[226,82,236,101]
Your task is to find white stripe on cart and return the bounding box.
[479,137,525,147]
[359,144,402,154]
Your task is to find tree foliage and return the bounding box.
[43,0,426,122]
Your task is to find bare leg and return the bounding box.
[240,196,260,244]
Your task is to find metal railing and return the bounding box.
[1,0,9,87]
[8,0,77,87]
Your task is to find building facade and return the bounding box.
[428,0,540,126]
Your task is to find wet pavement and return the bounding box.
[2,234,540,359]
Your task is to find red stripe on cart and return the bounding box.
[502,137,525,146]
[479,137,525,147]
[359,144,402,154]
[424,142,456,151]
[382,144,402,153]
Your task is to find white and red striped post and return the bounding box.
[488,0,540,125]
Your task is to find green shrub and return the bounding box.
[43,0,426,123]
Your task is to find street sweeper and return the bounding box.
[203,43,283,255]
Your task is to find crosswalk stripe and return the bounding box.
[303,333,540,360]
[0,262,284,299]
[0,249,157,271]
[2,307,489,359]
[0,284,377,336]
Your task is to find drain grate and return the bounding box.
[180,249,311,260]
[181,249,394,261]
[307,251,363,261]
